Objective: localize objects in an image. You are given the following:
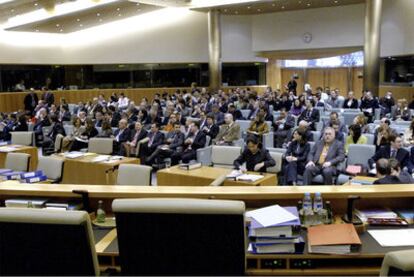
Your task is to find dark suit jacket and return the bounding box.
[42,92,54,106]
[342,98,359,109]
[373,175,403,185]
[168,132,185,151]
[48,123,66,141]
[24,93,39,112]
[230,110,244,121]
[308,140,345,168]
[368,145,410,169]
[185,131,206,152]
[148,131,165,151]
[202,124,219,140]
[234,148,276,173]
[114,128,132,143]
[273,115,295,131]
[130,129,148,143]
[298,108,320,130]
[285,141,310,165]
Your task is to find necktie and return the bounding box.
[391,149,397,158]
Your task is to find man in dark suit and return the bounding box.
[373,159,403,185]
[228,104,244,120]
[171,121,206,165]
[140,123,164,163]
[24,90,39,115]
[298,100,319,131]
[146,123,184,165]
[273,108,295,148]
[368,134,410,170]
[343,91,359,109]
[201,114,219,141]
[41,90,55,106]
[42,115,66,155]
[303,127,345,185]
[113,119,132,155]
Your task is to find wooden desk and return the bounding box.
[92,225,414,276]
[53,153,139,185]
[0,145,38,171]
[157,165,277,186]
[350,176,378,185]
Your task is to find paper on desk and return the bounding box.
[0,146,17,152]
[245,204,298,228]
[368,229,414,247]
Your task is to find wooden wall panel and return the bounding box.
[307,69,325,90]
[352,67,364,99]
[281,69,304,93]
[327,68,348,95]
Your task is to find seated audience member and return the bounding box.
[117,93,130,110]
[374,118,398,150]
[391,98,411,121]
[379,91,395,116]
[58,105,71,122]
[146,123,184,165]
[227,104,244,120]
[42,115,66,155]
[303,127,345,185]
[213,114,241,146]
[162,113,177,132]
[289,99,304,117]
[283,129,311,185]
[345,124,367,154]
[403,119,414,147]
[373,159,403,185]
[78,111,87,125]
[360,91,379,123]
[210,104,225,125]
[233,136,275,173]
[298,100,319,131]
[353,114,370,133]
[97,120,114,138]
[33,109,51,145]
[171,122,206,165]
[201,114,219,141]
[329,120,345,143]
[273,108,295,148]
[1,114,18,141]
[247,113,269,139]
[108,106,121,127]
[389,158,414,184]
[260,107,273,122]
[123,121,148,157]
[343,91,359,109]
[24,89,39,115]
[287,120,312,144]
[322,111,347,134]
[139,123,164,162]
[70,118,99,151]
[368,134,410,170]
[325,89,341,110]
[113,119,131,155]
[94,111,104,128]
[62,117,85,152]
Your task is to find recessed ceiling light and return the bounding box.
[118,13,122,16]
[257,8,261,11]
[99,18,103,22]
[59,29,63,32]
[56,23,60,27]
[96,13,100,16]
[34,2,38,6]
[79,24,83,27]
[76,18,80,21]
[307,3,311,6]
[334,0,338,3]
[136,2,140,5]
[10,9,14,12]
[116,7,120,11]
[281,6,285,9]
[247,6,251,9]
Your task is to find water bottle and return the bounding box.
[313,192,325,225]
[302,192,314,225]
[96,200,106,223]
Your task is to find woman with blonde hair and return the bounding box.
[392,98,411,121]
[61,117,85,152]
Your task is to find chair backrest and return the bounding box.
[308,141,315,150]
[311,131,321,142]
[211,145,241,168]
[63,125,74,136]
[364,133,375,145]
[380,249,414,276]
[267,151,283,174]
[267,147,287,154]
[5,152,30,172]
[37,156,64,182]
[112,198,245,275]
[10,132,34,146]
[88,138,113,155]
[0,208,99,276]
[347,144,376,167]
[116,164,152,186]
[240,109,250,119]
[235,120,251,132]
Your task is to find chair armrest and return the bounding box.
[262,132,274,149]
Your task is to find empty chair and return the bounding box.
[311,131,321,142]
[337,144,376,184]
[37,156,64,183]
[0,208,99,276]
[267,151,283,177]
[211,145,242,168]
[5,152,31,172]
[112,198,245,275]
[88,137,113,154]
[364,133,375,145]
[380,249,414,276]
[10,131,34,146]
[116,164,152,186]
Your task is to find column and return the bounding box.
[363,0,383,96]
[208,9,222,91]
[266,58,282,90]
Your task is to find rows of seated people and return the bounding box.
[1,86,414,185]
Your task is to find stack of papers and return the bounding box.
[236,174,264,182]
[246,205,303,254]
[91,155,110,163]
[64,152,85,159]
[368,229,414,247]
[0,146,17,153]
